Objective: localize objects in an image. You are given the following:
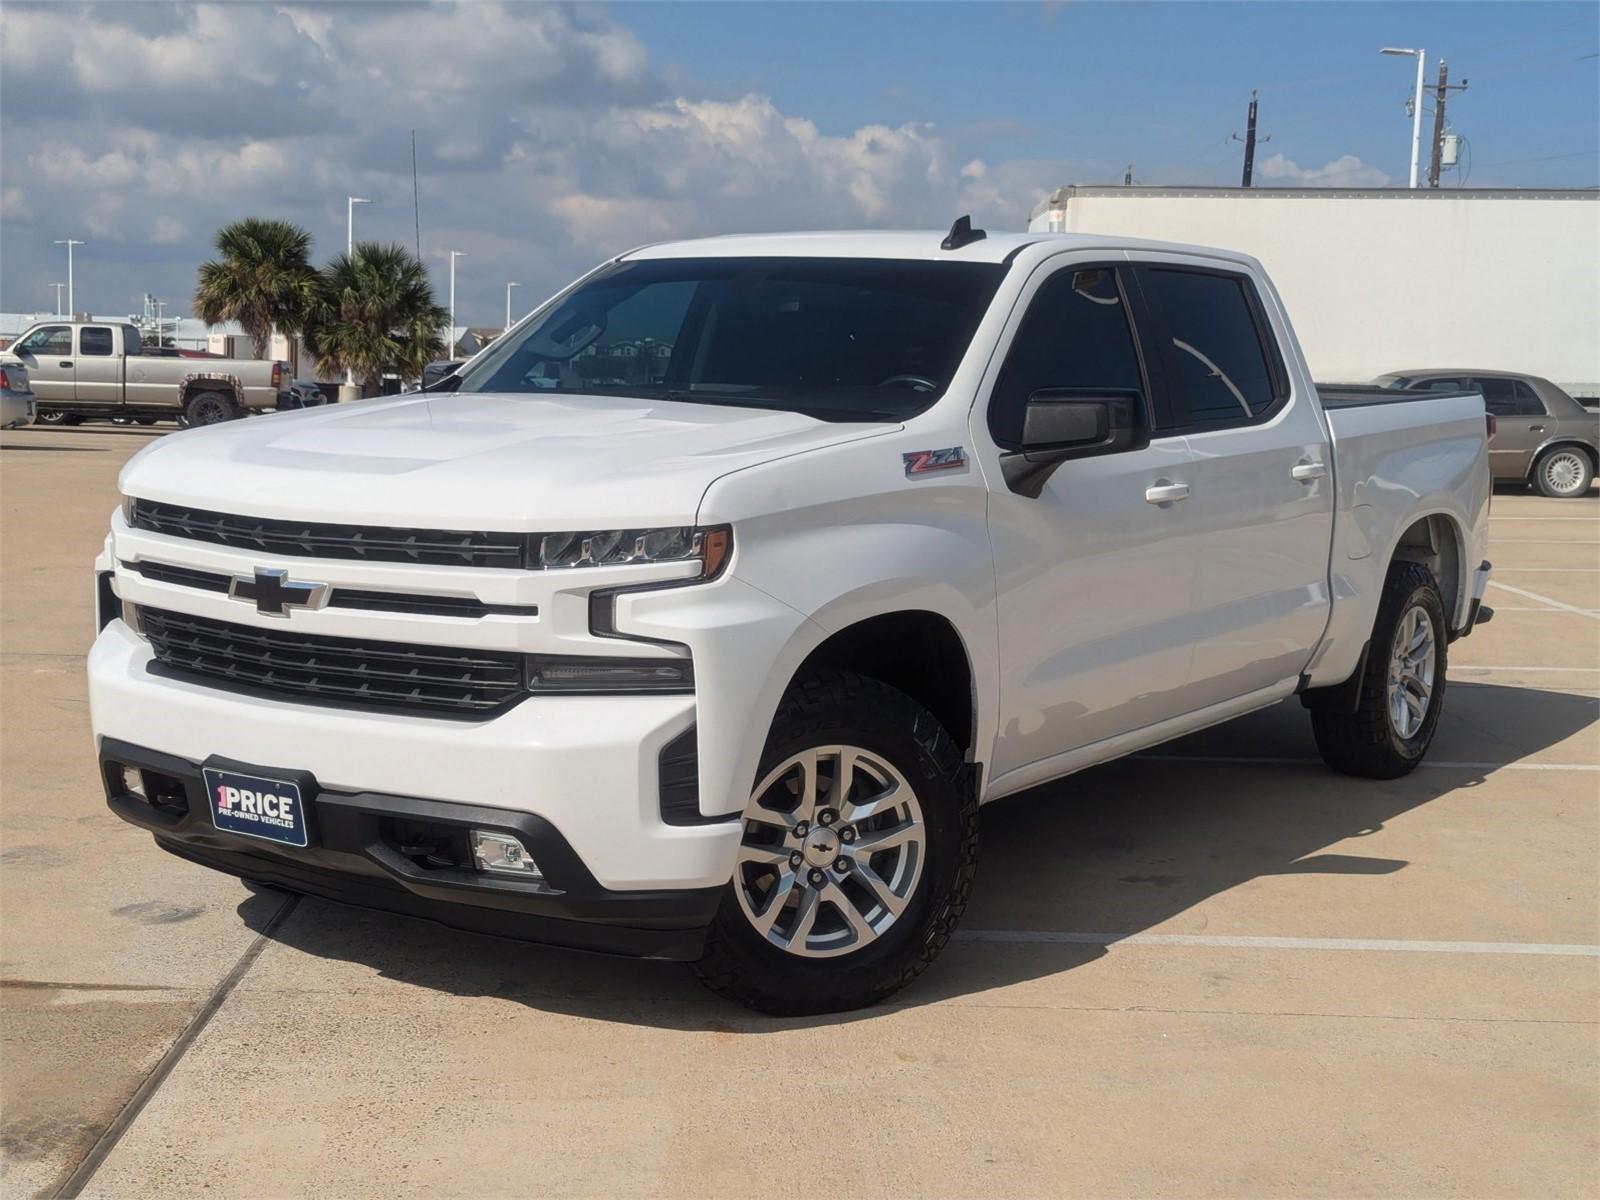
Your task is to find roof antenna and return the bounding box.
[940,214,987,251]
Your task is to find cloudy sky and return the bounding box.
[1,0,1595,326]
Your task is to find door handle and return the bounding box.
[1291,460,1328,482]
[1529,425,1546,433]
[1144,480,1190,505]
[58,361,73,368]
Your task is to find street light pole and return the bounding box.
[49,283,65,315]
[53,240,84,316]
[343,197,370,397]
[446,250,466,352]
[505,282,519,332]
[1381,47,1427,189]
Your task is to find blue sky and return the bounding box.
[620,1,1599,188]
[1,1,1595,325]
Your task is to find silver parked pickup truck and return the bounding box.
[1,321,292,427]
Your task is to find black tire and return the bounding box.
[184,390,240,426]
[1311,561,1448,779]
[1532,446,1594,499]
[693,670,978,1015]
[36,409,80,426]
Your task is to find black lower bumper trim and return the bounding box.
[100,737,721,961]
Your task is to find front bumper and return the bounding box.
[100,737,724,960]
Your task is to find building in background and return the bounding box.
[1029,186,1599,398]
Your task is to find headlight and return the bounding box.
[121,495,136,524]
[534,524,731,577]
[524,654,693,693]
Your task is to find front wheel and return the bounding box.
[694,671,977,1015]
[1533,447,1594,498]
[1311,561,1448,779]
[36,409,80,426]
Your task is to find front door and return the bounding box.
[982,260,1200,783]
[11,325,75,404]
[74,326,123,411]
[1475,376,1549,478]
[1128,260,1336,708]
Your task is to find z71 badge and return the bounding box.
[902,447,967,477]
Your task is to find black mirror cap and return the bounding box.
[1002,388,1151,498]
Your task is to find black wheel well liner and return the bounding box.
[792,611,975,756]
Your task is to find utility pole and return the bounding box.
[446,250,466,352]
[1124,164,1134,186]
[342,197,370,399]
[54,239,84,316]
[1380,47,1427,188]
[1426,59,1468,188]
[1231,91,1271,187]
[49,283,65,315]
[505,282,519,332]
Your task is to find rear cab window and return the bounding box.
[79,327,115,356]
[1133,266,1286,431]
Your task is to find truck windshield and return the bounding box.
[456,257,1006,420]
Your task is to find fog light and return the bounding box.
[121,765,146,799]
[470,830,548,881]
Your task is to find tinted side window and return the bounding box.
[989,267,1144,446]
[1474,378,1544,417]
[1141,269,1279,427]
[80,327,114,356]
[1511,380,1546,416]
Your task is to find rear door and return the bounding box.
[11,325,75,403]
[1128,258,1336,708]
[1474,376,1547,477]
[74,326,124,412]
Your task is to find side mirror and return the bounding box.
[1002,388,1150,497]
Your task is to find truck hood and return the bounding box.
[119,392,896,528]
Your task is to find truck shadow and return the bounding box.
[243,681,1597,1030]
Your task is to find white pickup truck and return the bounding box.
[3,320,291,426]
[90,224,1493,1014]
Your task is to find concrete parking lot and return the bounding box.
[2,423,1596,1199]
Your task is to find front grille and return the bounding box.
[140,607,526,717]
[129,499,529,569]
[124,560,539,620]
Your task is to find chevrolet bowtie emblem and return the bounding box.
[228,567,330,618]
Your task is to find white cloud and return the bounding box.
[1257,153,1392,188]
[0,1,1075,321]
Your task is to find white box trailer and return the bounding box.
[1029,186,1600,399]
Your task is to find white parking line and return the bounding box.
[1134,755,1599,772]
[955,930,1600,957]
[1487,579,1600,618]
[1490,516,1599,522]
[1453,665,1600,673]
[1496,539,1600,544]
[1490,567,1600,573]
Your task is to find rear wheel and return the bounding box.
[1311,561,1447,779]
[694,671,977,1015]
[36,409,80,426]
[183,390,240,427]
[1532,447,1593,498]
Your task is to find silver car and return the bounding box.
[1,360,35,429]
[1377,370,1599,498]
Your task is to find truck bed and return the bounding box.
[1315,384,1477,409]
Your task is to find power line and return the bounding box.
[1471,149,1599,168]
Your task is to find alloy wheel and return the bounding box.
[1542,451,1587,497]
[1387,604,1437,740]
[734,745,926,959]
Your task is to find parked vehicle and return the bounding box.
[1,362,35,429]
[1,321,292,427]
[1375,369,1599,498]
[420,360,464,388]
[284,380,332,409]
[91,225,1493,1014]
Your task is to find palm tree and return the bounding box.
[306,243,449,392]
[194,219,319,358]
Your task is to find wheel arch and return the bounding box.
[1527,437,1598,476]
[1388,511,1467,633]
[787,609,977,759]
